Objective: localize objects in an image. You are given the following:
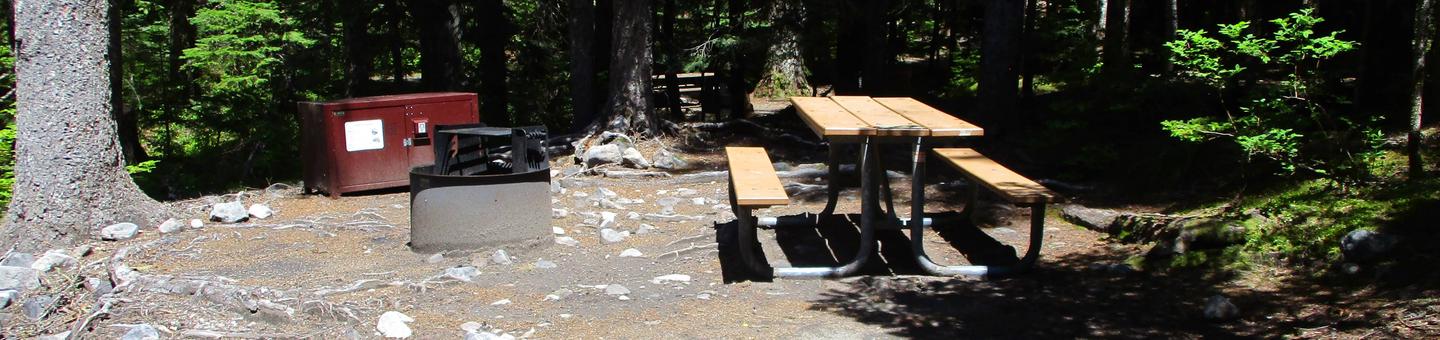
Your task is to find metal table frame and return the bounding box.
[734,100,1048,279]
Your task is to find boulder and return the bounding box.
[100,222,140,240]
[621,147,651,168]
[157,218,184,234]
[30,250,75,272]
[1060,205,1122,233]
[651,149,688,170]
[1,252,34,268]
[1203,295,1239,320]
[248,204,275,219]
[120,324,160,340]
[377,311,415,338]
[583,144,624,167]
[209,201,249,223]
[1341,229,1399,263]
[0,266,40,291]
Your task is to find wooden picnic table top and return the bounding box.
[790,96,983,138]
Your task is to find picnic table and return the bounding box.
[725,96,1060,279]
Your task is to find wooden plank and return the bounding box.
[725,147,791,207]
[932,148,1059,204]
[791,96,869,137]
[830,96,927,136]
[873,97,984,137]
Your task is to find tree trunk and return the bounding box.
[1020,0,1037,99]
[343,0,377,97]
[387,0,405,85]
[1101,0,1130,78]
[834,0,863,94]
[1096,0,1107,40]
[567,0,596,133]
[593,0,612,116]
[860,0,889,94]
[602,0,656,134]
[410,0,463,91]
[110,0,146,164]
[477,0,509,125]
[754,0,810,99]
[727,0,749,118]
[4,0,167,250]
[1411,0,1435,179]
[978,0,1023,136]
[662,0,682,120]
[164,0,197,157]
[1161,0,1178,73]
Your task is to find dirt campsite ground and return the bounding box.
[3,111,1437,339]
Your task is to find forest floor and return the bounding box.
[4,108,1439,338]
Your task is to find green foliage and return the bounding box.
[1161,9,1367,179]
[0,41,14,211]
[184,0,315,112]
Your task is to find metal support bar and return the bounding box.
[819,145,842,217]
[913,204,1048,277]
[769,137,879,279]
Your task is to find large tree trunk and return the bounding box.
[567,0,596,132]
[726,0,749,118]
[1020,0,1037,99]
[661,0,682,120]
[1161,0,1178,73]
[4,0,167,250]
[861,0,889,94]
[754,0,810,99]
[978,0,1023,136]
[342,0,377,97]
[410,0,464,91]
[1411,0,1435,179]
[477,0,509,125]
[593,0,612,116]
[1101,0,1130,78]
[602,0,655,134]
[834,0,863,94]
[164,0,197,156]
[110,0,146,164]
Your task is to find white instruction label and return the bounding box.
[344,119,385,151]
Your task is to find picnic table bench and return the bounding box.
[724,96,1060,278]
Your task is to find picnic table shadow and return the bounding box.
[714,211,1021,283]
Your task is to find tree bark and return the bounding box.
[1411,0,1435,179]
[567,0,596,132]
[860,0,889,94]
[1101,0,1130,78]
[4,0,167,250]
[834,0,863,94]
[662,0,682,120]
[1161,0,1178,73]
[342,0,377,97]
[978,0,1023,136]
[754,0,810,99]
[110,0,146,164]
[593,0,612,116]
[602,0,656,134]
[477,0,509,125]
[409,0,464,91]
[1020,0,1037,99]
[386,0,405,85]
[726,0,749,118]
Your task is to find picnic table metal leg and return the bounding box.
[819,144,842,217]
[772,137,878,279]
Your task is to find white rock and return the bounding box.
[1,252,34,267]
[619,248,644,258]
[157,218,184,234]
[596,187,619,198]
[189,219,204,229]
[461,321,486,333]
[691,197,706,205]
[100,222,140,241]
[377,311,415,338]
[30,250,75,272]
[600,228,630,244]
[675,188,698,196]
[583,144,624,167]
[534,259,557,269]
[248,204,274,219]
[604,284,631,295]
[1203,295,1239,320]
[627,211,641,220]
[554,236,580,247]
[426,253,445,264]
[36,331,71,340]
[121,324,160,340]
[599,211,618,229]
[621,147,651,168]
[552,227,566,235]
[0,289,17,308]
[490,299,512,306]
[651,274,691,284]
[209,201,248,223]
[444,266,481,282]
[551,208,569,219]
[596,198,627,210]
[491,249,513,265]
[636,224,658,234]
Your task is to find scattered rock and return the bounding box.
[656,197,682,215]
[157,218,184,234]
[675,188,698,196]
[248,204,274,219]
[544,288,575,301]
[696,291,714,300]
[491,249,514,265]
[84,277,114,296]
[600,228,631,244]
[552,227,566,235]
[490,299,512,306]
[651,149,688,170]
[426,253,445,264]
[0,289,16,308]
[120,324,160,340]
[583,144,624,167]
[1341,229,1399,263]
[377,311,415,338]
[636,224,658,235]
[691,197,706,205]
[554,236,580,247]
[30,250,75,272]
[209,201,249,223]
[36,331,72,340]
[461,321,485,333]
[621,147,651,168]
[619,248,644,257]
[1060,205,1122,233]
[70,244,93,258]
[552,208,569,219]
[626,211,641,220]
[444,266,481,282]
[534,259,557,269]
[100,222,141,241]
[651,274,691,284]
[189,219,205,229]
[1,252,34,268]
[0,266,40,291]
[1203,295,1239,320]
[22,294,54,320]
[604,284,631,295]
[597,198,627,210]
[599,212,619,229]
